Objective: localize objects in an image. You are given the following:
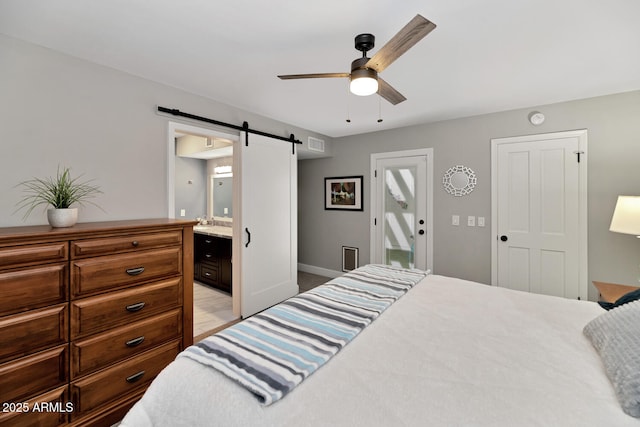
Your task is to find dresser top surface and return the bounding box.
[0,218,199,243]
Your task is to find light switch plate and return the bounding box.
[180,209,186,217]
[478,216,485,227]
[452,215,460,226]
[467,216,476,227]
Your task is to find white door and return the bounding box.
[233,132,298,318]
[370,149,433,271]
[491,130,588,299]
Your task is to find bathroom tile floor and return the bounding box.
[193,271,331,338]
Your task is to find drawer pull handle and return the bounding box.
[126,371,145,383]
[205,239,212,244]
[205,254,213,258]
[125,336,145,347]
[132,241,139,247]
[205,272,211,277]
[126,266,145,276]
[126,302,146,312]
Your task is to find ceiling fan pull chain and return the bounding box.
[378,95,383,123]
[346,83,351,123]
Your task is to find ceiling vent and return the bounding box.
[308,137,325,153]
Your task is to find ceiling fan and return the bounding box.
[278,14,436,105]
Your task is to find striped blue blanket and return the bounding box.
[179,264,428,405]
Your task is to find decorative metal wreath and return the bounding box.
[442,165,477,196]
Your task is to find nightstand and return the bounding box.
[592,281,640,303]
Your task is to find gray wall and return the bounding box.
[174,156,207,219]
[0,34,332,227]
[3,34,639,301]
[298,90,640,300]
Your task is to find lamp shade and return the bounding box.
[350,68,378,96]
[609,195,640,236]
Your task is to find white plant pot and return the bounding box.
[47,208,78,228]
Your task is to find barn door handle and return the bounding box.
[245,228,251,247]
[500,235,508,242]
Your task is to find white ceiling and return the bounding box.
[1,0,639,138]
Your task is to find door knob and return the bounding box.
[500,235,508,242]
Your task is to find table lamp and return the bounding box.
[610,195,640,236]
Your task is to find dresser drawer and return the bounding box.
[70,278,182,339]
[71,308,182,378]
[71,230,183,258]
[70,340,180,419]
[0,263,68,317]
[0,304,68,362]
[0,242,68,270]
[0,385,69,427]
[0,345,68,403]
[71,247,182,298]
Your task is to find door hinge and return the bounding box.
[374,218,377,226]
[574,151,584,163]
[374,169,377,178]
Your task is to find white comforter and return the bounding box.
[121,274,638,426]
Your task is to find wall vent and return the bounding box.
[308,136,325,153]
[342,246,359,272]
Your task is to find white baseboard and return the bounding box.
[297,263,343,278]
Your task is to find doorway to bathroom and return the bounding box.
[166,121,239,338]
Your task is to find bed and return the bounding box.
[121,265,640,426]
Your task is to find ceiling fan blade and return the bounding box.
[278,73,350,80]
[378,78,406,105]
[366,14,436,73]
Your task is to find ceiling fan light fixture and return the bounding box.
[350,68,378,96]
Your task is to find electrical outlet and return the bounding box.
[478,216,485,227]
[467,216,476,227]
[452,215,460,226]
[180,209,186,217]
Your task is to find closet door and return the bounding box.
[233,132,298,318]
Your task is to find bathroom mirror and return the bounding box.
[443,165,476,196]
[211,175,233,218]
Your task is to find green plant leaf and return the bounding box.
[14,166,102,220]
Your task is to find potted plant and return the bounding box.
[15,166,102,227]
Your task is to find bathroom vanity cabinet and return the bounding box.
[194,233,232,294]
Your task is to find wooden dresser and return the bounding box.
[0,219,196,426]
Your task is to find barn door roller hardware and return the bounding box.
[157,106,302,154]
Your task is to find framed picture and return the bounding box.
[325,176,363,211]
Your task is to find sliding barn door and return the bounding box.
[233,132,298,318]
